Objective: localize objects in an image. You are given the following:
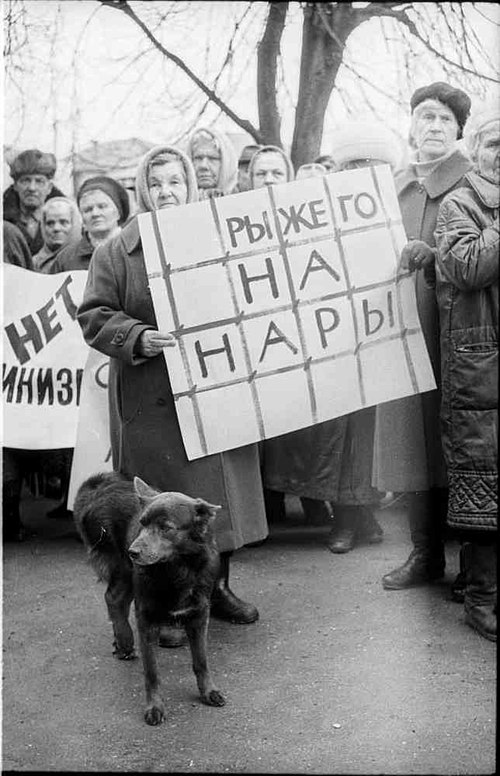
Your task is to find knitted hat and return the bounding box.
[135,145,198,213]
[464,105,500,160]
[10,149,57,180]
[410,82,471,139]
[77,176,130,225]
[248,145,295,184]
[329,122,401,170]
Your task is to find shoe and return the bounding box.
[356,508,383,545]
[326,526,356,553]
[464,542,497,642]
[158,625,188,648]
[382,549,445,590]
[465,605,497,642]
[211,587,259,624]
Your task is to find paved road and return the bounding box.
[2,494,496,773]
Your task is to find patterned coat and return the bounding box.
[434,171,498,532]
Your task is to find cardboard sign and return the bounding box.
[67,348,113,510]
[139,165,436,460]
[2,266,90,449]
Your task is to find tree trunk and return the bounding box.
[290,3,358,170]
[257,1,289,147]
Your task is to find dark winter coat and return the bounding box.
[373,149,473,492]
[434,170,498,532]
[3,183,66,256]
[77,217,268,552]
[50,235,93,273]
[3,221,33,270]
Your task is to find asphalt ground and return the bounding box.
[2,493,497,774]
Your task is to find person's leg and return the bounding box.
[2,448,26,541]
[463,538,496,641]
[211,551,259,624]
[382,490,446,589]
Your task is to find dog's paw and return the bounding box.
[203,689,226,707]
[144,703,165,726]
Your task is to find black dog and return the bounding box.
[73,471,226,725]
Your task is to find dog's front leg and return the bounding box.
[136,613,165,726]
[185,610,225,707]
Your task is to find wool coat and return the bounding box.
[77,147,268,553]
[51,234,94,273]
[373,149,473,492]
[434,171,498,532]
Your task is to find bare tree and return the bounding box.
[97,1,499,168]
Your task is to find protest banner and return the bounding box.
[2,265,89,449]
[67,347,113,510]
[139,164,436,461]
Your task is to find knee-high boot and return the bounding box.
[464,541,497,642]
[382,491,446,590]
[211,551,259,624]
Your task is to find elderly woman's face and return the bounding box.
[147,160,188,209]
[79,190,120,236]
[412,99,458,161]
[252,152,288,189]
[476,125,500,184]
[191,140,221,189]
[43,201,73,249]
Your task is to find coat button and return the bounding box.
[156,398,166,406]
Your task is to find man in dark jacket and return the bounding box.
[374,82,473,591]
[3,149,66,256]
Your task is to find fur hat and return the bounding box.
[329,122,401,170]
[10,149,57,180]
[410,82,471,139]
[77,176,130,225]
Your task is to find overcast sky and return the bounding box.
[3,0,499,186]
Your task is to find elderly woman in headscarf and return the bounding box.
[51,176,130,273]
[32,196,82,273]
[77,146,267,648]
[433,107,499,641]
[247,144,344,529]
[187,127,238,199]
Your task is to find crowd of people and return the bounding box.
[3,81,498,646]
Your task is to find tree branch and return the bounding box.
[99,0,263,141]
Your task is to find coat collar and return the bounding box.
[121,216,141,254]
[396,149,472,200]
[465,170,500,209]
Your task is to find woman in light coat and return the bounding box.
[77,146,268,646]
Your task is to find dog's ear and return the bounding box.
[194,498,221,524]
[133,476,159,503]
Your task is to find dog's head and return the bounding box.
[128,477,221,566]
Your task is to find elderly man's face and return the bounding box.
[411,99,459,161]
[191,141,221,189]
[476,125,500,184]
[43,201,73,250]
[14,174,53,211]
[252,152,288,189]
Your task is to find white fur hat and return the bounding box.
[330,121,401,170]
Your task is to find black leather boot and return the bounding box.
[158,625,188,648]
[211,551,259,624]
[451,543,466,603]
[356,506,384,545]
[326,505,359,553]
[464,541,497,642]
[301,497,331,525]
[263,488,286,523]
[382,491,445,590]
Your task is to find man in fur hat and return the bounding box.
[3,149,66,255]
[373,82,473,593]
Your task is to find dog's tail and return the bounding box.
[73,472,134,582]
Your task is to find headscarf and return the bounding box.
[40,196,82,247]
[248,145,295,185]
[329,121,401,170]
[77,176,130,225]
[135,145,198,213]
[186,128,238,195]
[464,105,500,162]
